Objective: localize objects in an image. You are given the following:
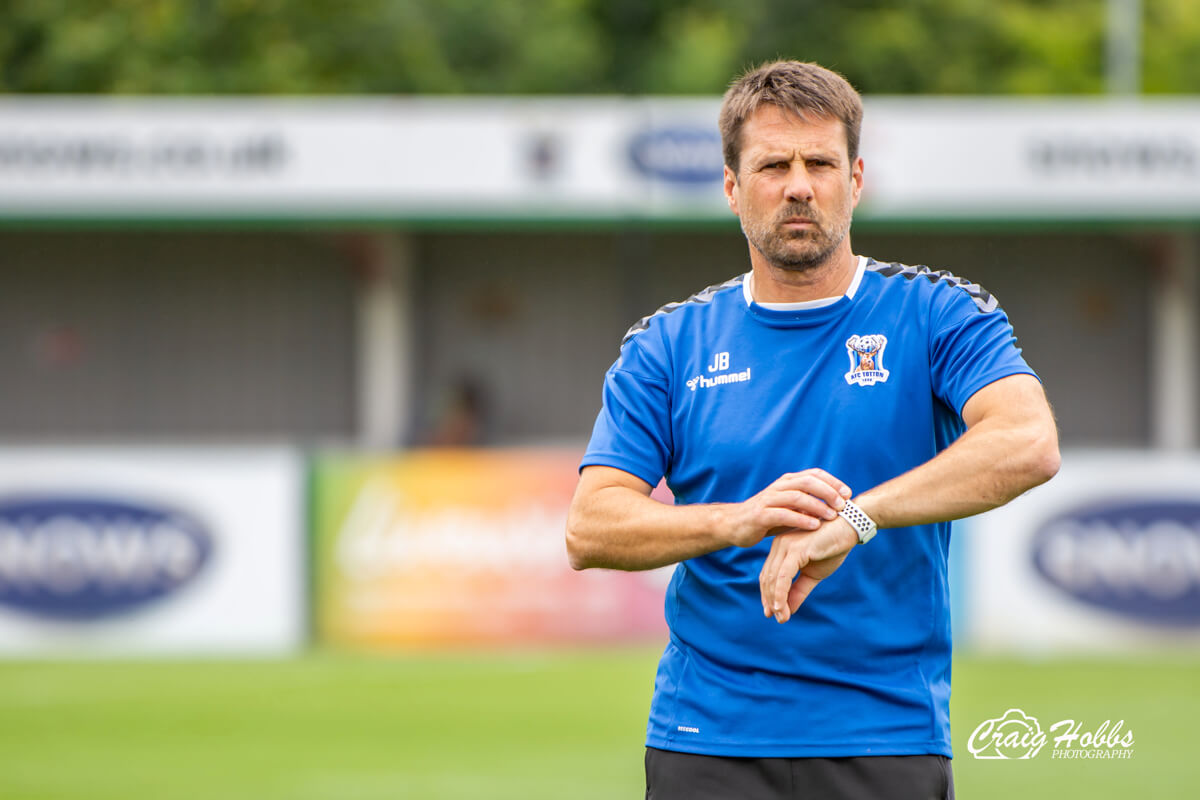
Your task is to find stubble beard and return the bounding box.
[741,204,851,273]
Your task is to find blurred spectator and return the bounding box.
[426,376,490,446]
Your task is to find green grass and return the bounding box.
[950,654,1197,798]
[0,649,1194,799]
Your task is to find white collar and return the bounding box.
[743,255,867,309]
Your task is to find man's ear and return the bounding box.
[850,157,864,208]
[723,165,739,216]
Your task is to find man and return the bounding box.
[566,60,1059,799]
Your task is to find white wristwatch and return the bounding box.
[838,500,878,544]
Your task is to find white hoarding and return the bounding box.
[0,97,725,220]
[861,98,1200,220]
[965,450,1200,653]
[0,447,304,656]
[2,97,1197,222]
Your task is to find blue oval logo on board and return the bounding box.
[1031,500,1200,626]
[628,127,723,184]
[0,497,213,621]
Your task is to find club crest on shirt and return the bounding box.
[844,334,890,386]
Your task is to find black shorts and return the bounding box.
[645,747,954,800]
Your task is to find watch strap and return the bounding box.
[838,499,878,544]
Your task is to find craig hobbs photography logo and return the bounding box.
[968,708,1134,761]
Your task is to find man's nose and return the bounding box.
[784,164,815,203]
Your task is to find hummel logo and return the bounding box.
[688,351,751,392]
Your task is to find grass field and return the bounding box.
[0,648,1194,799]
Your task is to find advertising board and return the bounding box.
[964,450,1200,652]
[0,447,304,655]
[313,449,669,647]
[3,97,1198,222]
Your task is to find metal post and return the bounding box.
[1106,0,1142,95]
[1150,233,1199,450]
[356,232,415,449]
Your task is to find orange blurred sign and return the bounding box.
[313,449,669,647]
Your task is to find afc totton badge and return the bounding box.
[844,334,890,386]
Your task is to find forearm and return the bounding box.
[567,466,850,571]
[855,411,1060,529]
[566,484,731,571]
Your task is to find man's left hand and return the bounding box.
[759,516,858,623]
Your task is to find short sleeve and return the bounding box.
[930,291,1038,417]
[580,334,673,487]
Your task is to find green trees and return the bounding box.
[0,0,1194,95]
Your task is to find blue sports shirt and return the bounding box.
[581,256,1036,758]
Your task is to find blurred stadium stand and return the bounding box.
[0,97,1193,449]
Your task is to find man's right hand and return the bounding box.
[720,469,852,548]
[567,465,851,572]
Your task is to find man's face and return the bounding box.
[724,105,863,272]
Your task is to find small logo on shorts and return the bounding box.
[844,334,889,386]
[676,725,700,734]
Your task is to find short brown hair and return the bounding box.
[719,60,863,175]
